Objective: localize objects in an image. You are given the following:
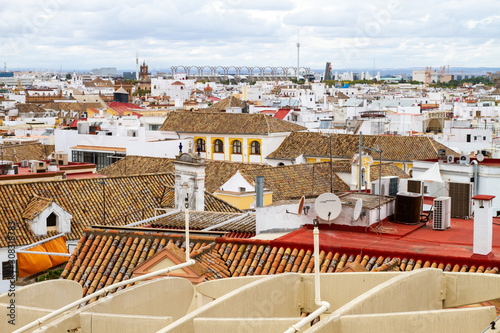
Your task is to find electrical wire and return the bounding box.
[481,314,500,333]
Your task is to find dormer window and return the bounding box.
[22,196,72,236]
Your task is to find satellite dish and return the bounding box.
[314,193,342,221]
[297,196,305,216]
[477,153,485,162]
[353,199,363,221]
[446,155,454,164]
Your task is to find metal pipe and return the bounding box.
[185,208,190,262]
[330,134,333,193]
[471,160,478,195]
[16,250,71,257]
[284,221,330,333]
[284,302,330,333]
[358,132,362,192]
[16,233,66,251]
[13,259,196,333]
[256,176,264,207]
[379,149,382,223]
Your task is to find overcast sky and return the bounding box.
[1,0,499,71]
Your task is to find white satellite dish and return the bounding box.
[446,155,454,164]
[314,193,342,221]
[353,198,363,221]
[477,153,485,162]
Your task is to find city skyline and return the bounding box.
[1,0,499,71]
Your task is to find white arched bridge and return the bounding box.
[169,65,313,79]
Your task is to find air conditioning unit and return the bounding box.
[433,197,451,230]
[395,192,422,224]
[371,178,390,195]
[386,176,399,197]
[30,160,47,174]
[459,154,470,165]
[407,179,423,195]
[447,182,473,218]
[446,155,454,164]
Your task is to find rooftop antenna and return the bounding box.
[296,30,300,82]
[136,52,139,81]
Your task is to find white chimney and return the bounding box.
[472,195,495,255]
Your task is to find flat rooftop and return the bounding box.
[272,217,500,269]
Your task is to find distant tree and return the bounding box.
[65,73,72,80]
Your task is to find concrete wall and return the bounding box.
[0,280,81,333]
[30,277,194,333]
[158,274,302,333]
[256,202,312,234]
[0,279,81,309]
[80,313,173,333]
[338,307,495,333]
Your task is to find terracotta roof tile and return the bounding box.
[267,132,459,161]
[148,211,255,234]
[369,162,411,181]
[0,142,54,162]
[159,111,306,134]
[21,195,53,220]
[0,173,239,247]
[205,95,245,112]
[239,162,350,201]
[98,156,271,193]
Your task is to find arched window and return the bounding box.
[278,162,285,166]
[214,139,224,153]
[250,141,261,155]
[232,140,242,154]
[196,138,206,152]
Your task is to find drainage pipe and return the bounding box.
[284,220,330,333]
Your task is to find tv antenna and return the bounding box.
[296,30,300,82]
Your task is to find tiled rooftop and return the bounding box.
[0,173,240,247]
[267,132,459,161]
[42,102,102,113]
[98,156,271,193]
[60,229,222,303]
[61,221,500,299]
[205,95,245,112]
[369,162,411,181]
[148,211,256,236]
[0,142,55,162]
[159,111,306,134]
[16,103,46,114]
[238,162,350,201]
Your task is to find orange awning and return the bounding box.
[17,236,69,278]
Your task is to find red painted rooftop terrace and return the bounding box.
[264,216,500,270]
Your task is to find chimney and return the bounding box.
[173,152,206,211]
[255,176,264,207]
[472,195,495,255]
